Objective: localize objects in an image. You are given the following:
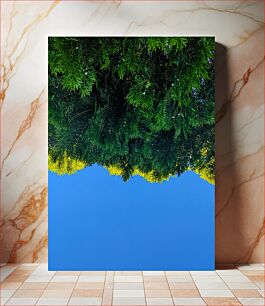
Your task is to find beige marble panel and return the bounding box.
[0,0,264,263]
[215,25,264,263]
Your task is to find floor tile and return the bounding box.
[220,275,251,282]
[225,282,258,289]
[36,298,69,305]
[11,269,33,276]
[143,271,165,276]
[191,278,220,284]
[25,276,54,283]
[241,270,264,276]
[166,275,193,283]
[80,271,106,275]
[173,297,206,305]
[74,282,104,289]
[72,289,103,297]
[255,282,264,290]
[165,271,190,276]
[114,282,144,290]
[199,289,234,297]
[146,297,174,305]
[113,289,145,297]
[29,271,54,276]
[237,264,264,271]
[0,289,15,297]
[114,276,143,283]
[170,289,200,297]
[192,275,223,280]
[115,271,142,276]
[50,275,78,282]
[144,282,169,290]
[0,289,15,305]
[104,280,114,290]
[105,271,114,279]
[40,289,72,298]
[247,275,264,282]
[12,289,43,298]
[216,269,245,276]
[45,282,76,290]
[145,290,172,298]
[1,264,263,305]
[144,276,167,282]
[195,281,228,290]
[112,296,146,305]
[6,297,38,305]
[203,297,242,305]
[26,271,54,277]
[30,269,53,275]
[78,275,105,282]
[0,282,22,290]
[168,282,197,289]
[0,266,20,282]
[232,289,262,298]
[238,297,265,305]
[258,290,264,297]
[0,272,12,283]
[190,271,217,276]
[68,297,102,305]
[3,275,28,283]
[1,297,10,305]
[55,271,80,276]
[19,282,48,290]
[102,288,113,306]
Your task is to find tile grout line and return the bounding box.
[67,270,80,305]
[1,264,21,305]
[189,270,210,305]
[101,270,107,306]
[33,264,50,306]
[2,264,42,306]
[142,271,147,306]
[111,271,114,306]
[164,270,175,305]
[224,266,251,305]
[217,266,252,305]
[112,271,117,306]
[1,264,20,282]
[101,270,106,306]
[191,267,245,305]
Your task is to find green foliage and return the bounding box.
[48,37,215,184]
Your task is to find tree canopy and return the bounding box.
[48,37,215,184]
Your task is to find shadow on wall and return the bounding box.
[215,43,231,264]
[215,43,263,265]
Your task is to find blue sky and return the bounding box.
[48,165,214,271]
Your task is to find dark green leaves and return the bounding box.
[48,37,215,183]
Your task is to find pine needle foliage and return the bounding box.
[48,37,215,184]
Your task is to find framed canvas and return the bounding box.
[48,37,215,270]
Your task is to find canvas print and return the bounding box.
[48,37,215,270]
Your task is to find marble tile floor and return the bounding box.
[0,264,264,306]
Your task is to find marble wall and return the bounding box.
[0,0,264,263]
